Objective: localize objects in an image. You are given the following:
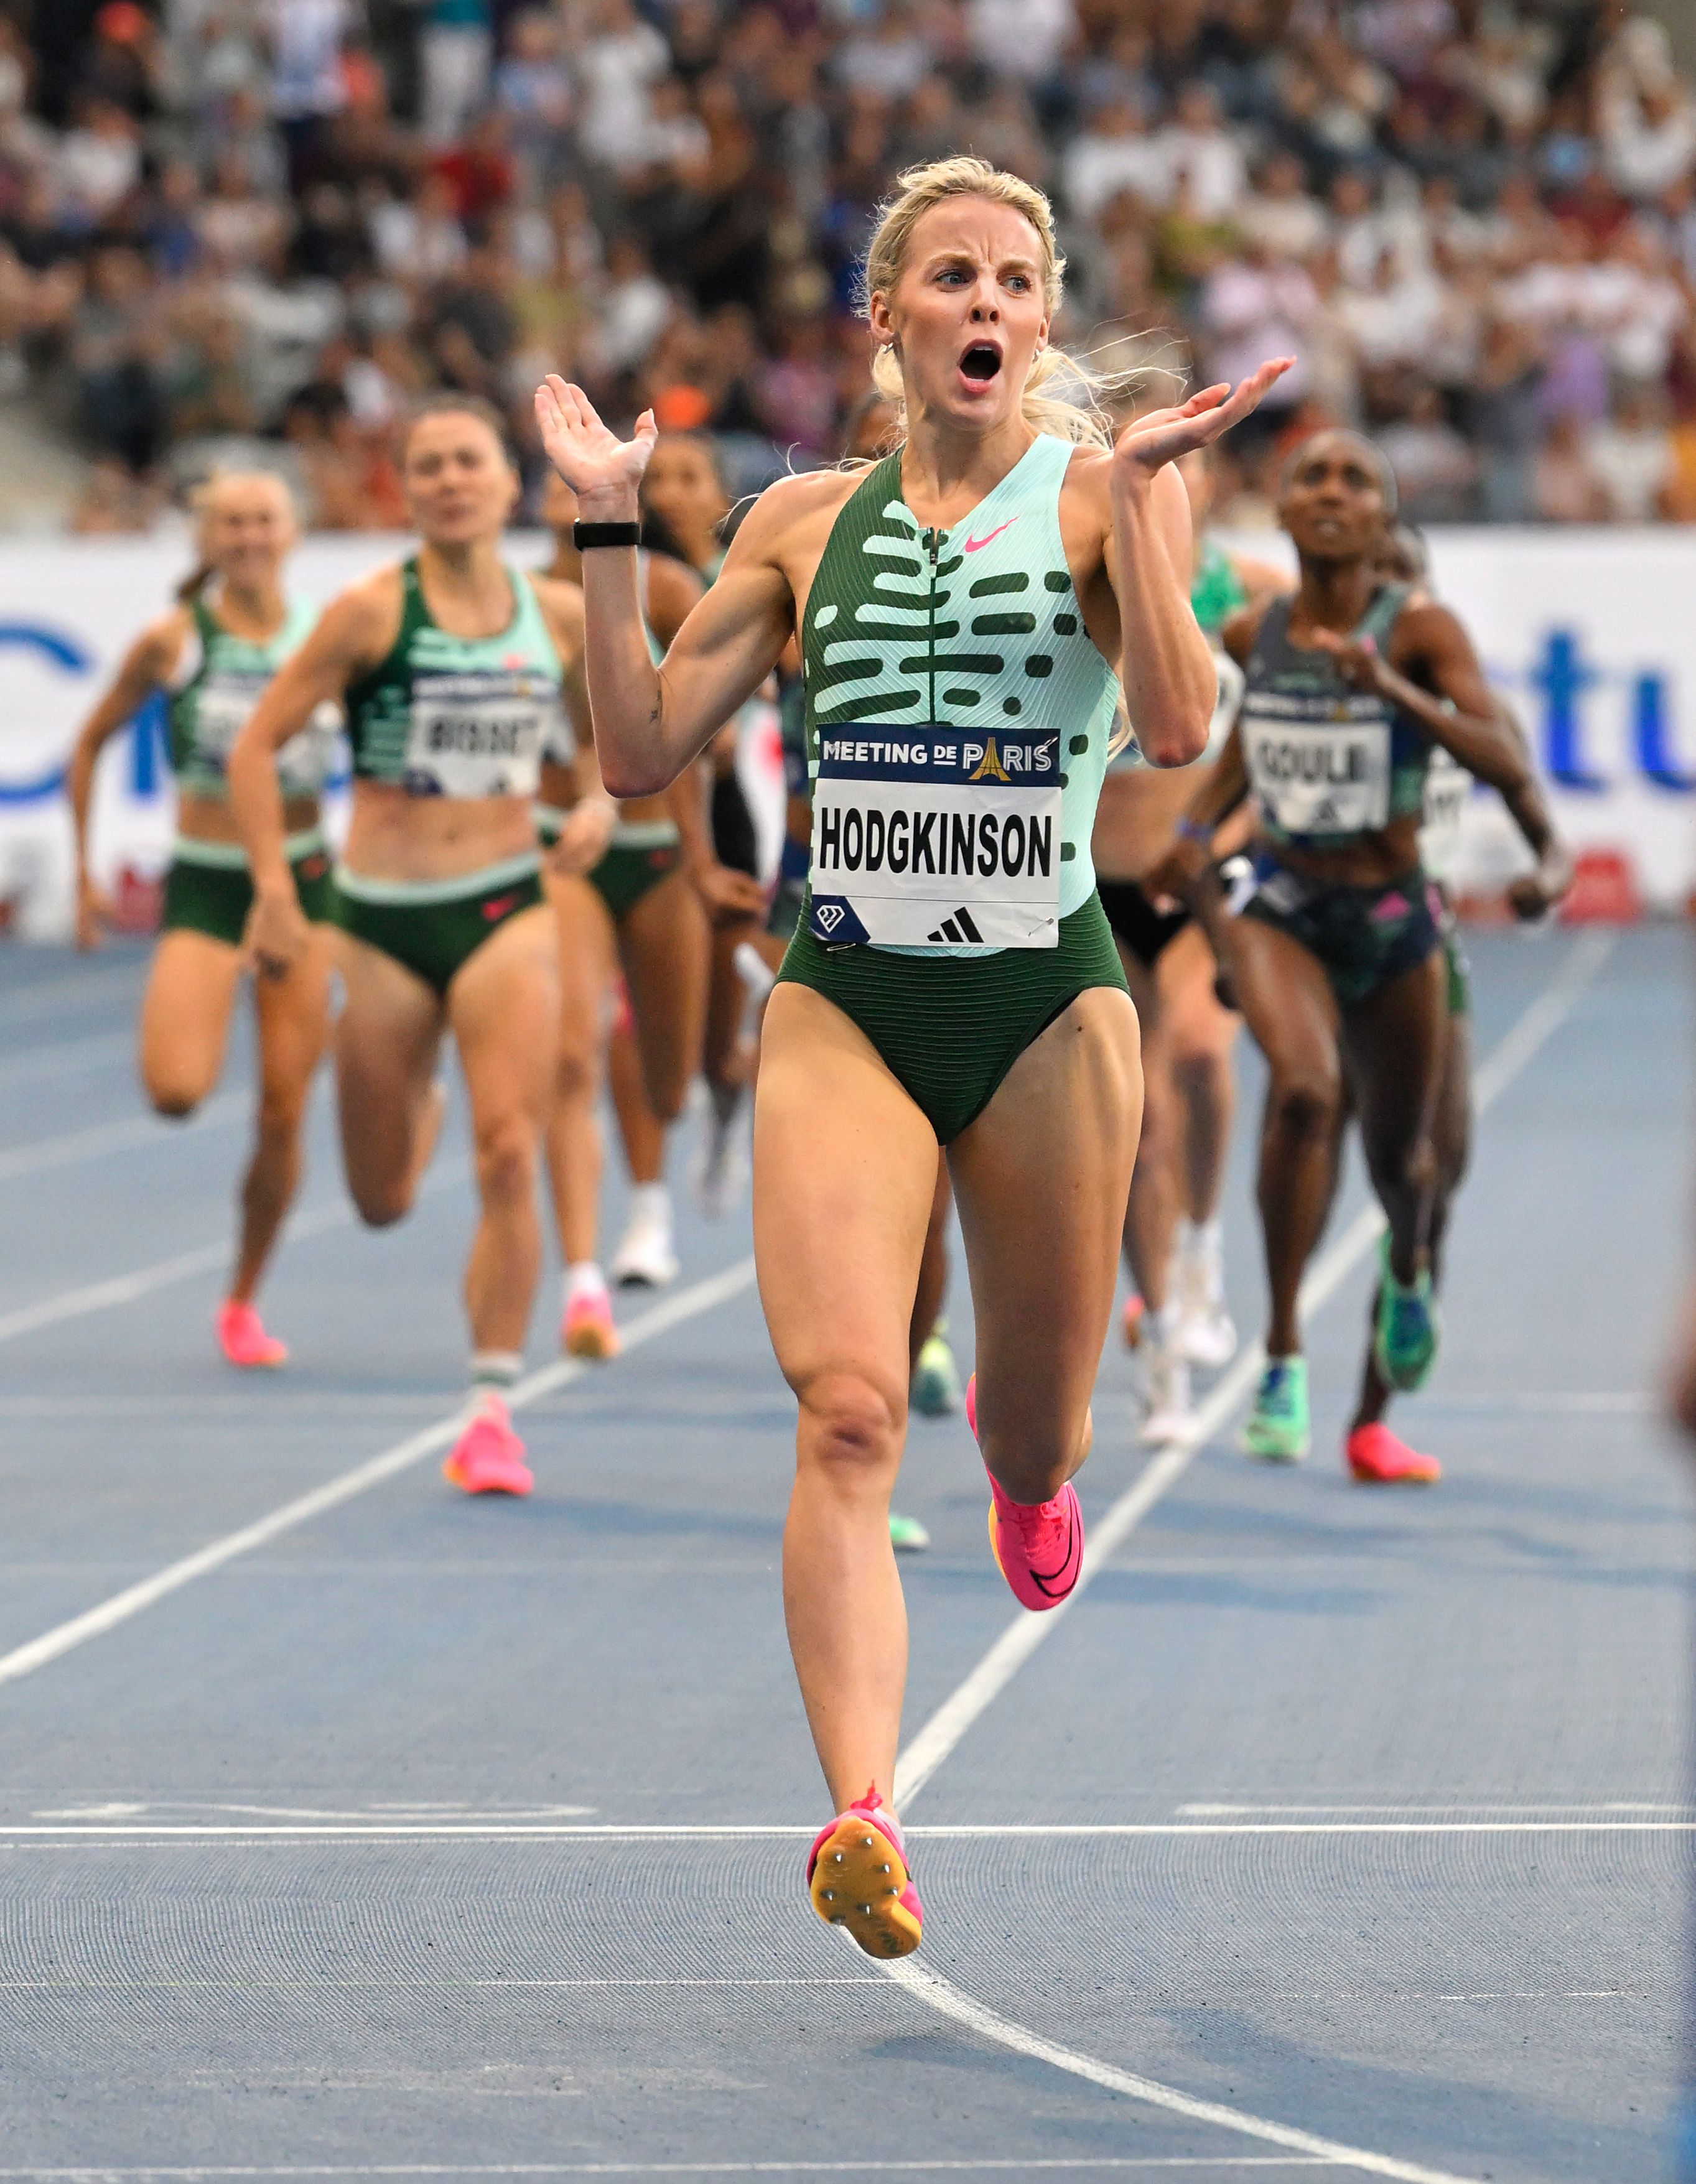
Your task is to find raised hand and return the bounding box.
[534,376,659,514]
[1113,357,1295,484]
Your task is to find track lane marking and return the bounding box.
[885,1959,1483,2184]
[0,1257,756,1689]
[0,2162,1336,2177]
[0,1091,247,1185]
[0,1818,1683,1841]
[892,930,1617,1811]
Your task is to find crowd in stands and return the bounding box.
[4,0,1696,531]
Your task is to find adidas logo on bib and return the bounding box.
[927,907,985,946]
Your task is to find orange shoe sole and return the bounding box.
[808,1815,922,1959]
[564,1319,620,1361]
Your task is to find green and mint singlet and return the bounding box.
[168,594,331,799]
[1241,582,1434,850]
[777,434,1127,1142]
[799,434,1120,953]
[344,558,563,799]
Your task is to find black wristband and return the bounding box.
[572,520,641,550]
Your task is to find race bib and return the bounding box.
[404,672,551,799]
[1419,747,1470,883]
[808,723,1063,949]
[194,672,268,763]
[1242,692,1390,839]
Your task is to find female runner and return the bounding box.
[229,396,587,1497]
[532,467,724,1347]
[639,430,770,1216]
[67,470,336,1369]
[1326,519,1570,1482]
[538,154,1287,1956]
[1092,442,1285,1442]
[1156,430,1544,1470]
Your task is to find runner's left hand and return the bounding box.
[1506,844,1573,922]
[547,796,618,877]
[1305,626,1389,694]
[1112,358,1294,483]
[691,862,766,926]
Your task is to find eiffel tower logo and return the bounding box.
[969,738,1011,783]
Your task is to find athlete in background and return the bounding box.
[67,470,337,1370]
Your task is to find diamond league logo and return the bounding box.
[815,901,845,934]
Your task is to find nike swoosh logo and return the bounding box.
[962,518,1016,553]
[481,894,518,921]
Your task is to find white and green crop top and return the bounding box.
[799,434,1119,952]
[345,557,565,799]
[167,593,333,800]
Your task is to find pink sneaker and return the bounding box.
[562,1285,619,1360]
[216,1299,287,1370]
[1347,1421,1441,1485]
[806,1785,923,1959]
[967,1373,1084,1613]
[442,1396,533,1496]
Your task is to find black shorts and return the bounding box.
[1097,876,1190,970]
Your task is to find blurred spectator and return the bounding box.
[1587,379,1674,521]
[1533,411,1610,523]
[0,0,1689,530]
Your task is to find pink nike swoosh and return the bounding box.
[962,518,1016,553]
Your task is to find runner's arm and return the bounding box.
[228,580,393,899]
[65,616,182,949]
[535,378,794,791]
[1323,602,1529,794]
[1488,704,1573,919]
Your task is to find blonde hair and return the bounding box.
[177,468,297,602]
[862,157,1128,450]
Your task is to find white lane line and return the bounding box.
[0,1819,1685,1842]
[0,1257,757,1691]
[0,1091,247,1185]
[892,931,1617,1812]
[0,2163,1336,2178]
[885,1959,1481,2184]
[0,1158,472,1347]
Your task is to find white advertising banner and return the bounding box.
[0,527,1692,938]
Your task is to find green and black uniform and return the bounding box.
[776,434,1126,1144]
[337,558,561,995]
[162,594,336,946]
[1238,582,1443,1008]
[534,552,683,921]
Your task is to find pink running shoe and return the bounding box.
[1346,1422,1441,1486]
[216,1299,287,1370]
[562,1286,619,1360]
[966,1373,1084,1613]
[442,1396,533,1496]
[1122,1292,1145,1349]
[806,1785,923,1959]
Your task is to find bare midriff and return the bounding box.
[342,778,539,883]
[179,789,321,846]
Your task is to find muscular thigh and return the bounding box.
[335,931,445,1185]
[1158,920,1237,1064]
[754,982,941,1416]
[1225,912,1340,1087]
[547,871,617,1076]
[139,931,243,1107]
[1341,950,1447,1155]
[949,985,1142,1452]
[618,867,709,1115]
[448,904,559,1136]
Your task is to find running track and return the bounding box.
[0,926,1686,2183]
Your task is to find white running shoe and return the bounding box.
[610,1191,679,1289]
[1139,1341,1193,1446]
[691,1088,748,1220]
[1172,1222,1237,1370]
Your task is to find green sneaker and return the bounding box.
[1372,1234,1440,1392]
[910,1329,963,1418]
[888,1511,931,1553]
[1241,1355,1310,1464]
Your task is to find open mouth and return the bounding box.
[959,343,1002,383]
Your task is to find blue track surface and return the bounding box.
[0,927,1687,2183]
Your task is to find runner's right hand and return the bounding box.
[73,876,111,952]
[534,378,658,512]
[245,881,308,980]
